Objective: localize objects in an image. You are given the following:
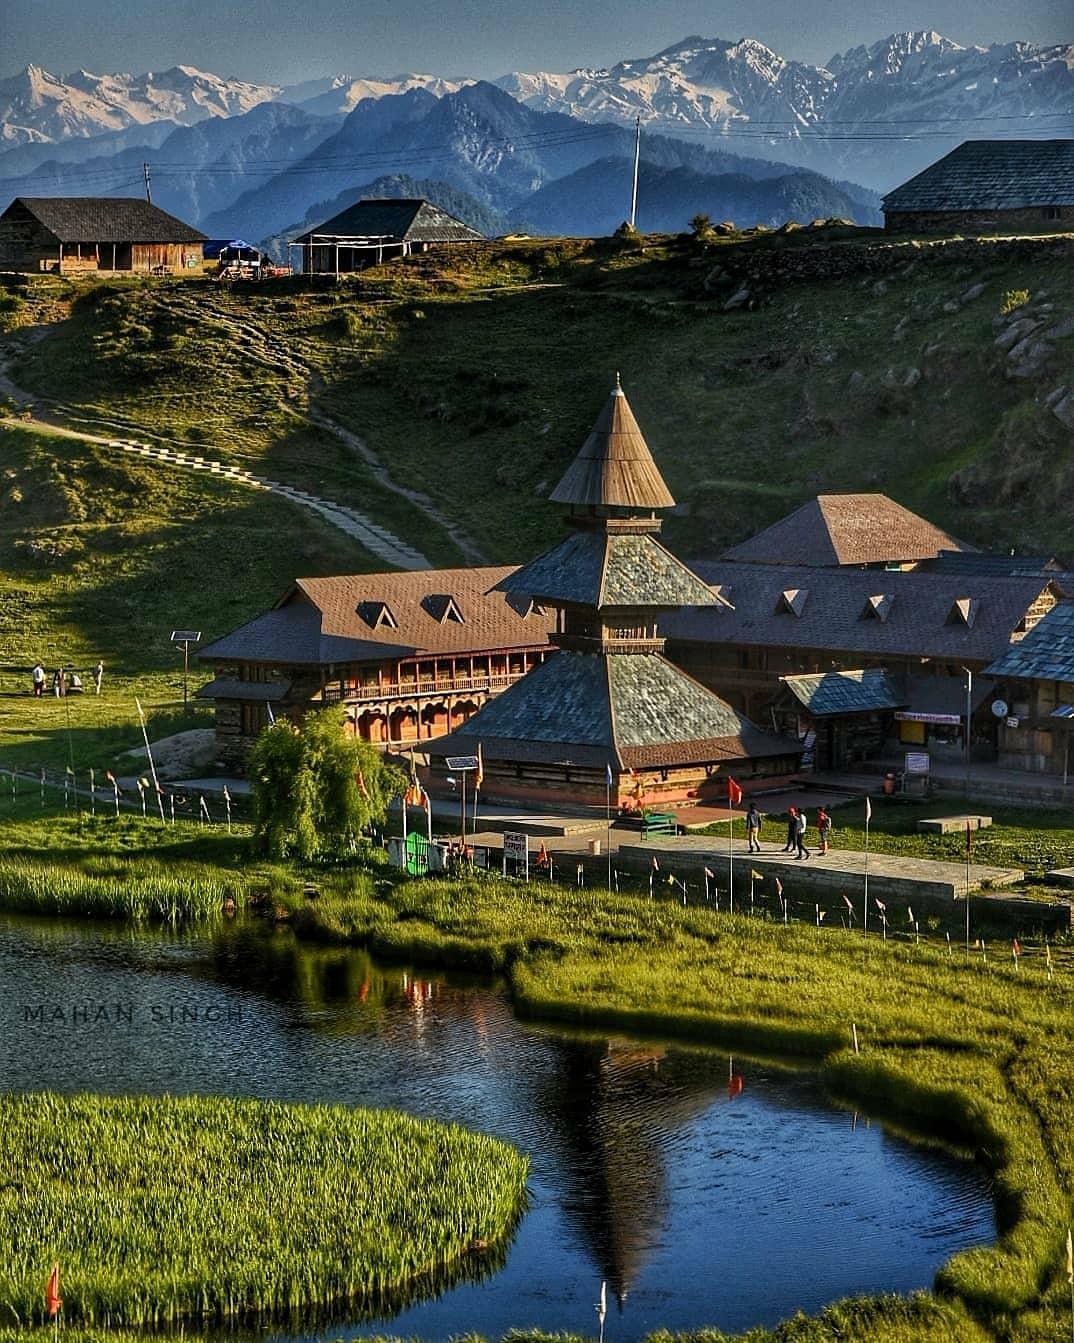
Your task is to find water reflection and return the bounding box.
[0,914,996,1341]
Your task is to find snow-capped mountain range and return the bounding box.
[0,30,1070,191]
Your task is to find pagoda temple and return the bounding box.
[427,378,799,808]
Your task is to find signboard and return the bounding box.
[446,755,480,772]
[502,830,529,881]
[894,711,962,726]
[1006,716,1020,728]
[904,751,931,774]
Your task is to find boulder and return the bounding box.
[942,300,960,314]
[723,288,751,311]
[1052,394,1074,430]
[995,317,1043,351]
[902,367,922,389]
[1045,314,1074,341]
[1007,338,1054,379]
[960,282,986,303]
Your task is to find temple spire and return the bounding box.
[550,378,675,511]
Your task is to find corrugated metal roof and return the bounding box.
[7,197,206,243]
[665,562,1059,663]
[494,530,719,609]
[550,380,676,510]
[781,669,906,716]
[985,601,1074,681]
[722,494,972,567]
[293,197,484,244]
[882,140,1074,213]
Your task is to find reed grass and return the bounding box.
[0,1092,527,1327]
[0,858,243,923]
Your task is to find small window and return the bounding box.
[1043,207,1063,221]
[861,594,894,622]
[776,588,808,617]
[422,593,465,624]
[946,597,979,628]
[357,600,397,629]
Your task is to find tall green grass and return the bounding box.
[0,1092,527,1326]
[0,859,242,924]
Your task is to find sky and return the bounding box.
[2,0,1072,85]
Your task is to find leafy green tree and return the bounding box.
[249,707,405,861]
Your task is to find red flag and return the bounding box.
[1012,938,1022,958]
[536,842,549,868]
[774,877,783,896]
[728,1074,744,1099]
[45,1264,62,1318]
[727,777,743,806]
[355,767,370,800]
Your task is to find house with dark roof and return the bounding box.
[197,566,555,771]
[426,379,800,809]
[664,560,1062,764]
[985,602,1074,777]
[721,494,972,569]
[0,197,207,274]
[882,140,1074,236]
[292,197,484,275]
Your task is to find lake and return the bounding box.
[0,913,995,1340]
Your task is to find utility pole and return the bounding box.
[629,115,641,229]
[142,162,152,204]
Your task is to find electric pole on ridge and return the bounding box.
[629,115,641,228]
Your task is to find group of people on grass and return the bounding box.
[743,800,832,860]
[31,661,103,698]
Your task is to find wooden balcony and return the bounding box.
[322,671,519,705]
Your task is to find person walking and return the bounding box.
[31,663,45,697]
[817,807,832,856]
[795,808,811,860]
[782,806,798,853]
[746,801,762,853]
[94,660,104,695]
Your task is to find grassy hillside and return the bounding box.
[8,230,1074,572]
[0,423,374,768]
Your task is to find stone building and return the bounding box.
[882,139,1074,235]
[196,568,554,771]
[426,378,799,808]
[0,196,206,274]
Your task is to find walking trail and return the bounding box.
[0,317,484,571]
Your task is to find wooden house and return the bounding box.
[882,140,1074,235]
[196,567,555,772]
[986,602,1074,778]
[426,379,800,809]
[0,197,207,274]
[291,198,484,276]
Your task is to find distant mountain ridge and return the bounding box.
[496,31,1074,189]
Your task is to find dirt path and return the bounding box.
[0,330,432,570]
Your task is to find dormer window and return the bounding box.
[710,584,734,609]
[422,594,465,624]
[506,594,545,619]
[777,588,808,617]
[947,597,979,628]
[862,594,894,622]
[357,600,397,629]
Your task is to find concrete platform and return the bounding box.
[616,836,1023,901]
[1045,869,1074,889]
[916,814,992,834]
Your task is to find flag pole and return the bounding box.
[605,764,613,892]
[135,697,166,822]
[965,818,972,952]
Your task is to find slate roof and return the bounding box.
[882,140,1074,213]
[781,669,906,716]
[294,198,485,244]
[550,380,676,510]
[494,529,720,609]
[427,650,795,770]
[922,550,1067,582]
[722,494,972,567]
[199,566,554,666]
[664,562,1060,663]
[6,197,206,243]
[985,601,1074,682]
[195,678,291,702]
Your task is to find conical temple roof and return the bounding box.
[550,378,676,510]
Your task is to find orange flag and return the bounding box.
[45,1263,62,1318]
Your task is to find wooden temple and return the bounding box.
[426,377,799,808]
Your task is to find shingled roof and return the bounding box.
[664,562,1060,663]
[427,650,793,770]
[199,566,555,666]
[882,140,1074,214]
[722,494,972,567]
[781,669,907,717]
[294,197,484,244]
[550,379,676,510]
[985,602,1074,683]
[494,528,720,610]
[7,197,206,243]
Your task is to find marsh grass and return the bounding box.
[0,1092,527,1327]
